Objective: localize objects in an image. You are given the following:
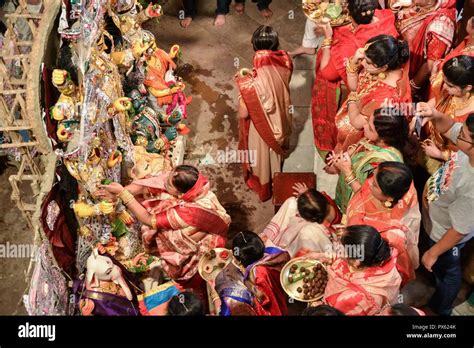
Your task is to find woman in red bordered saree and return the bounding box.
[308,225,402,316]
[236,25,293,202]
[346,162,421,285]
[312,0,398,154]
[391,0,456,96]
[97,165,231,284]
[334,35,411,153]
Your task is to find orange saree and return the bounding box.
[346,177,421,285]
[334,69,411,152]
[323,252,402,316]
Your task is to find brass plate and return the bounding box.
[198,248,233,282]
[302,0,351,27]
[280,258,328,302]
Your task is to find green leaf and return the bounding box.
[112,219,128,238]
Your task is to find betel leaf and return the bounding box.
[112,219,128,238]
[101,178,113,185]
[326,4,342,19]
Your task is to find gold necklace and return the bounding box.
[451,94,474,112]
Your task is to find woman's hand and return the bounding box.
[300,252,332,264]
[351,48,366,66]
[415,102,435,119]
[292,182,309,197]
[421,140,444,160]
[98,182,125,195]
[332,152,352,176]
[316,22,333,39]
[92,189,118,202]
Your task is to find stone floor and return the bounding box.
[0,0,471,315]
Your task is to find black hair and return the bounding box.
[252,25,279,51]
[365,35,410,71]
[232,230,265,267]
[167,291,204,316]
[373,107,419,166]
[172,165,199,193]
[302,305,345,316]
[390,303,420,316]
[103,15,123,52]
[376,162,413,208]
[0,20,6,35]
[348,0,378,25]
[467,113,474,140]
[442,55,474,89]
[297,189,329,224]
[57,44,79,85]
[341,225,391,267]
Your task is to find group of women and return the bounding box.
[94,0,473,316]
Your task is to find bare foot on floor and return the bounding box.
[260,8,273,19]
[234,3,245,14]
[180,17,193,28]
[214,14,226,26]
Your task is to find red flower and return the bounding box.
[219,250,229,260]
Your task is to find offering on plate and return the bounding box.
[198,248,233,282]
[280,258,329,302]
[302,0,351,27]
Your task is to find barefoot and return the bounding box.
[180,17,193,28]
[260,8,273,19]
[214,14,226,26]
[234,3,245,14]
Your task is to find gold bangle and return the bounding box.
[346,59,361,75]
[118,189,135,205]
[320,44,331,49]
[322,38,333,47]
[150,214,157,229]
[441,150,451,161]
[347,91,359,103]
[346,178,357,186]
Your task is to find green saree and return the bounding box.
[335,140,403,214]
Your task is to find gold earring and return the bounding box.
[384,200,393,208]
[378,72,387,80]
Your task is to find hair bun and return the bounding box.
[397,40,410,65]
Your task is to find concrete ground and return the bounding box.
[0,0,470,315]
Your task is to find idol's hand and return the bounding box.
[113,97,132,112]
[164,127,178,141]
[73,202,96,218]
[98,201,114,215]
[146,3,162,18]
[52,69,68,86]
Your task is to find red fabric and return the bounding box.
[346,179,419,285]
[40,184,77,277]
[176,273,209,313]
[253,265,288,316]
[321,191,342,225]
[312,9,399,151]
[426,35,449,61]
[407,3,456,76]
[236,50,293,202]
